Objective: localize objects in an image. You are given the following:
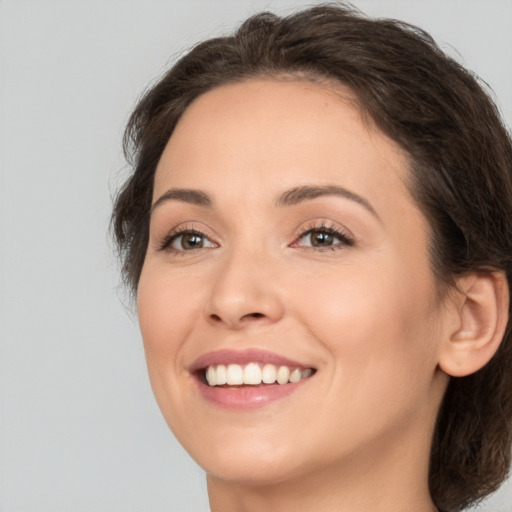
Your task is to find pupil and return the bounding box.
[183,233,203,249]
[313,231,333,246]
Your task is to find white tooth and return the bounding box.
[244,363,262,385]
[216,364,227,385]
[302,368,313,379]
[262,364,277,384]
[206,366,217,386]
[226,364,244,385]
[277,366,290,385]
[289,368,301,383]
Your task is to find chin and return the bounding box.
[183,427,307,485]
[203,453,306,487]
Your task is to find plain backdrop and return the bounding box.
[1,1,511,511]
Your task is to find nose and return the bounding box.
[205,249,285,330]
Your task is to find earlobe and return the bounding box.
[438,271,509,377]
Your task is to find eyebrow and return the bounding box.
[276,185,378,218]
[151,188,212,213]
[151,184,378,218]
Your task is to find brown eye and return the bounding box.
[310,231,335,247]
[300,229,339,247]
[294,226,354,250]
[168,230,216,251]
[179,233,204,250]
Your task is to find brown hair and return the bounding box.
[112,4,512,510]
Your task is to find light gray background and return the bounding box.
[1,1,511,511]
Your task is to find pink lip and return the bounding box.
[196,380,308,409]
[189,349,315,410]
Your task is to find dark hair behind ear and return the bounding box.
[112,5,512,510]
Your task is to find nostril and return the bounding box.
[244,312,264,319]
[208,311,267,327]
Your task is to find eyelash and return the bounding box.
[158,222,354,255]
[158,226,212,254]
[292,222,354,251]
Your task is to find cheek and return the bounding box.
[136,264,210,436]
[293,255,440,376]
[137,265,204,373]
[293,262,441,439]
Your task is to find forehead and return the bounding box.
[154,79,415,217]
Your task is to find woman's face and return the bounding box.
[138,80,450,485]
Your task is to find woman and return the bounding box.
[112,4,512,511]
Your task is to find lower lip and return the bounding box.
[195,378,309,409]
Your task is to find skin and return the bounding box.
[137,79,457,512]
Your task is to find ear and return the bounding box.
[438,271,509,377]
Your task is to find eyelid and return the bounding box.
[157,224,218,253]
[154,219,354,254]
[290,221,355,249]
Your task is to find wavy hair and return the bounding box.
[112,4,512,510]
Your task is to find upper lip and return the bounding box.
[189,348,313,372]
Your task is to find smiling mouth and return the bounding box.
[199,362,316,387]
